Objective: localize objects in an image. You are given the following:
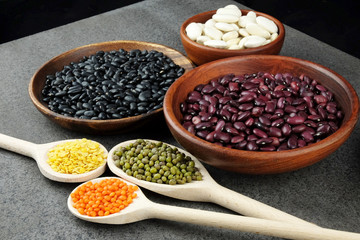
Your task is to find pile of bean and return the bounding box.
[47,138,106,174]
[42,49,185,120]
[113,139,202,185]
[71,178,138,217]
[180,72,343,151]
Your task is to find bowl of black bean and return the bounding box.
[29,40,194,134]
[163,55,359,174]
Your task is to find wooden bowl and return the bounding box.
[29,40,194,135]
[180,10,285,66]
[163,55,359,174]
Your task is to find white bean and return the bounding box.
[204,26,223,40]
[224,4,240,10]
[212,14,239,23]
[256,16,278,33]
[204,19,216,28]
[196,35,211,45]
[222,31,239,42]
[216,7,242,17]
[246,11,257,20]
[230,23,240,31]
[226,38,240,47]
[204,40,228,49]
[238,15,255,28]
[244,35,266,48]
[239,28,250,37]
[271,32,278,41]
[215,22,236,32]
[246,22,270,39]
[186,22,203,41]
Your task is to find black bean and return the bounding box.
[42,49,184,120]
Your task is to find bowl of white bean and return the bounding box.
[180,5,285,65]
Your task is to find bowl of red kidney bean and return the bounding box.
[163,55,359,174]
[29,40,194,134]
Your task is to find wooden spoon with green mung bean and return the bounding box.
[0,133,107,183]
[107,139,317,227]
[67,176,360,240]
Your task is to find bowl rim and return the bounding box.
[163,54,360,159]
[29,40,194,125]
[180,9,285,54]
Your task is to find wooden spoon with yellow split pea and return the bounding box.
[0,133,107,182]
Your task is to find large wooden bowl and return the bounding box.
[180,10,285,66]
[163,55,359,174]
[29,40,194,134]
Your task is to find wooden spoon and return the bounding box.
[67,177,360,240]
[107,139,315,226]
[0,133,107,183]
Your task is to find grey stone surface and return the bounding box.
[0,0,359,239]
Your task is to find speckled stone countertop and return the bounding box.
[0,0,359,239]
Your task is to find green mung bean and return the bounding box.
[113,139,202,185]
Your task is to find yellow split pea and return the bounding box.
[47,139,106,174]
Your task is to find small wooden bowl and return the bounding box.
[29,40,194,134]
[163,55,359,174]
[180,10,285,66]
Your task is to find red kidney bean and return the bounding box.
[303,96,314,108]
[180,72,343,151]
[292,124,307,133]
[195,122,213,130]
[301,131,314,142]
[314,95,328,105]
[304,120,317,128]
[205,131,216,142]
[233,121,246,131]
[239,103,254,111]
[191,116,201,125]
[265,101,276,113]
[277,97,285,109]
[238,95,255,103]
[251,107,264,117]
[287,135,298,149]
[259,115,271,126]
[246,141,259,151]
[201,84,215,94]
[231,135,245,144]
[247,134,259,141]
[256,138,273,146]
[234,140,247,149]
[281,123,292,136]
[271,118,284,127]
[245,117,255,127]
[228,82,239,92]
[317,107,328,120]
[196,130,210,139]
[253,128,268,138]
[287,116,306,125]
[284,105,297,113]
[214,131,231,143]
[215,119,225,132]
[268,127,282,137]
[225,126,240,135]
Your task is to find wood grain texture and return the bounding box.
[163,55,359,174]
[180,10,285,66]
[29,40,194,135]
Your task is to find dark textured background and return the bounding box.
[0,0,359,58]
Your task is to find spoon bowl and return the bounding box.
[107,139,314,226]
[0,133,107,183]
[67,177,360,240]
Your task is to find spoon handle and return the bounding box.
[0,133,37,158]
[204,182,316,227]
[149,202,360,240]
